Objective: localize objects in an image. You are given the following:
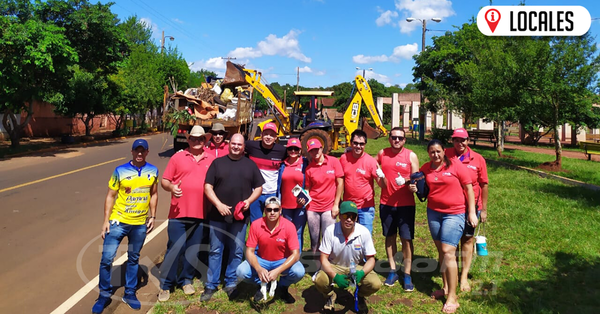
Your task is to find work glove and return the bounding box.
[333,273,350,289]
[375,168,385,179]
[355,270,366,284]
[395,173,406,186]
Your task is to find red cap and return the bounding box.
[263,123,278,133]
[452,128,469,139]
[287,138,302,148]
[234,201,245,220]
[307,139,323,151]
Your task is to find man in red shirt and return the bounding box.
[340,129,387,234]
[158,126,215,301]
[205,123,229,158]
[236,196,305,304]
[377,127,420,290]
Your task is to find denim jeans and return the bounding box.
[236,257,305,287]
[282,207,307,250]
[98,221,147,297]
[206,220,247,290]
[159,218,203,290]
[249,193,277,223]
[427,208,466,247]
[357,206,375,234]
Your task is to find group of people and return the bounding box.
[92,121,488,314]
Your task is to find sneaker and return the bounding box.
[200,288,217,302]
[323,292,337,311]
[122,293,141,310]
[253,289,265,303]
[182,284,195,295]
[403,274,414,292]
[276,286,295,304]
[158,289,170,302]
[223,286,239,300]
[91,295,110,314]
[384,271,399,287]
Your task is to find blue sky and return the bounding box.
[103,0,600,88]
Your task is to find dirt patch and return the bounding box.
[537,161,569,173]
[186,306,220,314]
[388,296,413,308]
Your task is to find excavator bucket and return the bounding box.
[222,61,247,88]
[361,117,383,139]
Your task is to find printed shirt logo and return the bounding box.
[396,162,408,168]
[467,165,478,170]
[276,238,286,243]
[326,170,335,174]
[354,243,361,251]
[442,172,453,177]
[355,168,366,175]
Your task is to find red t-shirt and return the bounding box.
[420,160,472,215]
[340,152,378,208]
[280,158,305,209]
[162,149,215,219]
[378,147,415,207]
[205,141,229,159]
[305,155,344,212]
[445,147,489,210]
[246,217,300,261]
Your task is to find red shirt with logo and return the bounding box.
[305,155,344,212]
[340,152,378,208]
[205,141,229,159]
[163,149,215,219]
[420,160,472,215]
[445,147,488,209]
[246,217,300,261]
[377,147,415,207]
[280,157,305,209]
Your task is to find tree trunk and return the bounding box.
[2,102,34,148]
[553,103,562,168]
[496,118,504,157]
[81,114,95,136]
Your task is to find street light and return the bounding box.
[356,67,373,79]
[407,17,441,141]
[161,30,175,54]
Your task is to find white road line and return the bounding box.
[50,220,169,314]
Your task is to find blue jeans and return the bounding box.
[159,218,203,290]
[236,257,305,287]
[357,206,375,234]
[282,207,307,250]
[250,193,277,223]
[206,220,247,290]
[98,221,147,297]
[427,208,465,247]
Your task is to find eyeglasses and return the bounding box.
[390,136,405,141]
[340,213,357,221]
[265,207,280,213]
[189,137,205,142]
[352,141,366,147]
[287,147,301,152]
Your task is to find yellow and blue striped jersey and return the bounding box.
[108,162,159,225]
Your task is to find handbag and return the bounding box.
[410,171,429,202]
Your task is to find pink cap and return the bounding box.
[234,201,245,220]
[307,139,323,150]
[452,128,469,139]
[263,123,278,133]
[287,138,302,148]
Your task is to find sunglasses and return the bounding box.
[390,136,405,141]
[352,141,366,146]
[189,136,205,142]
[287,147,301,152]
[340,213,357,221]
[265,207,280,213]
[212,132,225,136]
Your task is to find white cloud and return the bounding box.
[395,0,455,34]
[298,66,312,73]
[353,44,418,64]
[376,9,399,27]
[357,70,393,85]
[189,57,228,76]
[172,18,184,24]
[139,17,160,40]
[227,30,311,62]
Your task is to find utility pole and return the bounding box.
[161,30,175,54]
[296,67,299,91]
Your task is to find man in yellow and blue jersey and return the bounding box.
[92,139,159,314]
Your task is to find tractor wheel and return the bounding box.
[301,129,333,156]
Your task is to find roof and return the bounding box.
[294,91,334,97]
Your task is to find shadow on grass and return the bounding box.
[536,182,600,207]
[484,252,600,313]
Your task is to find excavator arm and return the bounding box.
[343,75,388,143]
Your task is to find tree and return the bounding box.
[188,69,217,89]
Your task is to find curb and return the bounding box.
[1,131,164,159]
[485,158,600,191]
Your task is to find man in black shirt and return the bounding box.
[202,133,264,301]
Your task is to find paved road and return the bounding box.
[0,132,177,314]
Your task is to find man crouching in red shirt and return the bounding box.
[236,196,305,304]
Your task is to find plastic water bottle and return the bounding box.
[349,260,356,289]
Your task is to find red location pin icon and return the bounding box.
[485,9,501,33]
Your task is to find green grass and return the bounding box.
[154,137,600,314]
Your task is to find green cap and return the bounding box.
[339,201,358,215]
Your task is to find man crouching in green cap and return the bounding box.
[313,201,381,312]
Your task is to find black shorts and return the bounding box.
[379,205,415,239]
[463,210,482,237]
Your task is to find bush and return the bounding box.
[430,128,453,144]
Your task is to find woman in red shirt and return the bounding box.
[409,139,477,313]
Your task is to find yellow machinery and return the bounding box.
[341,75,388,143]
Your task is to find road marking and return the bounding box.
[161,137,168,151]
[50,220,169,314]
[0,157,125,194]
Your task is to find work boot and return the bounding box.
[182,284,195,295]
[276,285,295,304]
[200,288,217,302]
[253,288,265,303]
[158,289,170,302]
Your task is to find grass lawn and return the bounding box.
[154,136,600,314]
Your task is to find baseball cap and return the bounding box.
[287,138,302,149]
[132,139,149,150]
[234,201,246,221]
[265,196,281,207]
[452,128,469,139]
[339,201,358,215]
[306,139,322,151]
[263,122,278,133]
